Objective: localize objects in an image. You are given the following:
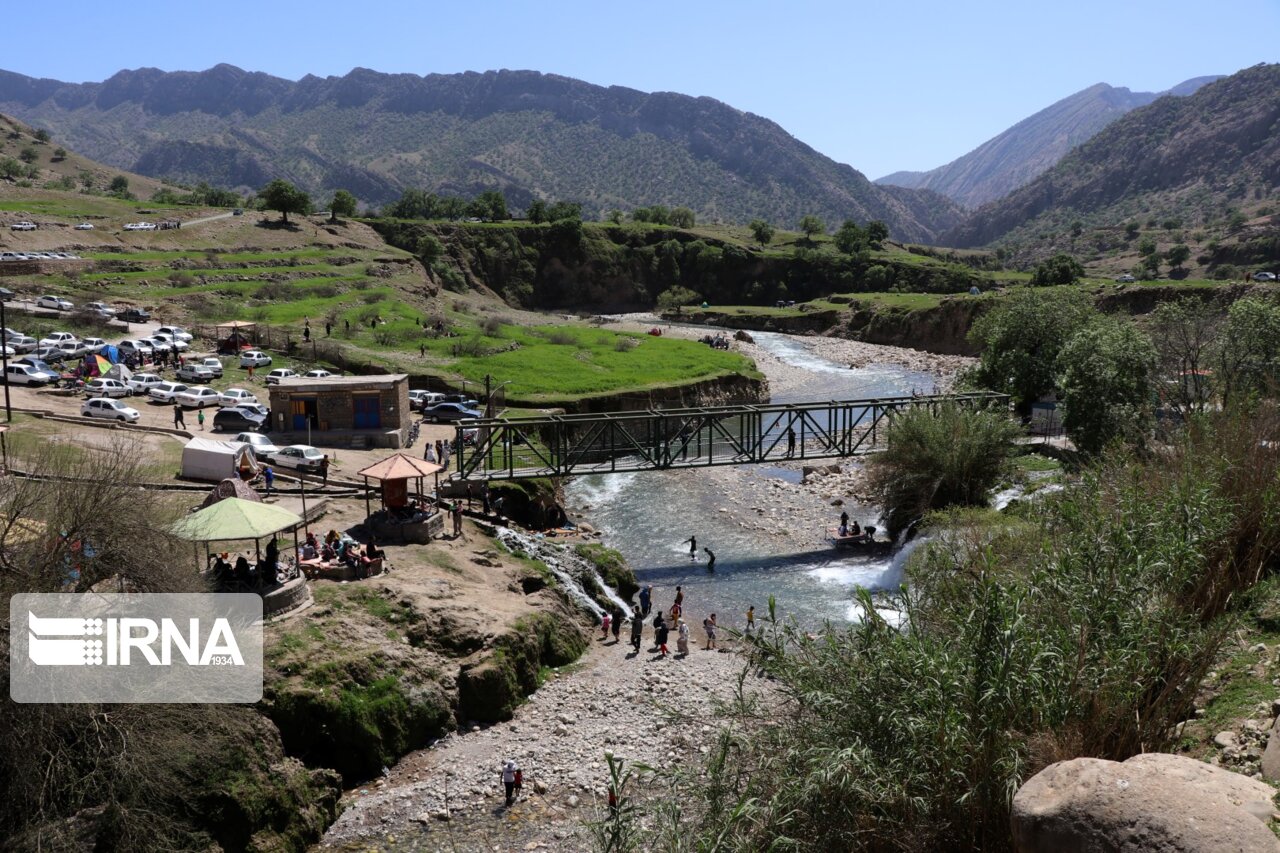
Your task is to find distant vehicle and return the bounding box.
[85,301,116,316]
[126,373,164,395]
[232,208,244,216]
[31,346,67,363]
[151,333,189,352]
[267,444,324,472]
[264,368,297,385]
[4,364,52,386]
[55,341,87,358]
[143,336,172,354]
[199,357,224,378]
[175,363,216,383]
[156,326,193,343]
[117,339,154,358]
[214,407,267,433]
[83,378,132,398]
[443,393,481,409]
[82,398,140,422]
[148,381,189,403]
[119,307,151,323]
[235,402,269,420]
[408,389,445,410]
[15,357,58,378]
[1115,274,1136,283]
[7,335,37,353]
[239,350,272,368]
[9,221,36,231]
[1254,271,1277,282]
[74,222,95,231]
[39,332,80,347]
[174,386,221,408]
[234,432,279,456]
[0,287,13,301]
[36,295,73,311]
[0,253,19,262]
[218,388,259,408]
[81,337,107,354]
[302,369,332,379]
[422,401,483,423]
[123,222,157,231]
[0,344,13,357]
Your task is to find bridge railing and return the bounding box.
[453,392,1009,481]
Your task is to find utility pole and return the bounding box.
[1,297,11,422]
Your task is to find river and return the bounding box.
[564,330,942,628]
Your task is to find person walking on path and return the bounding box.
[325,321,332,337]
[441,440,451,469]
[612,609,623,643]
[501,760,519,806]
[639,585,652,617]
[197,409,205,430]
[677,619,690,655]
[425,442,437,464]
[263,465,275,497]
[786,426,796,458]
[704,547,716,571]
[630,613,644,652]
[173,406,185,429]
[684,535,697,561]
[600,611,612,640]
[703,614,718,650]
[654,613,670,657]
[320,455,330,486]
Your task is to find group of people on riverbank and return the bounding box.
[598,583,757,659]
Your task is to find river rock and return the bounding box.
[1261,717,1280,782]
[1011,753,1280,853]
[733,330,754,343]
[1216,730,1240,749]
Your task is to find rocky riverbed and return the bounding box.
[321,636,767,852]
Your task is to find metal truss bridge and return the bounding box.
[452,392,1008,481]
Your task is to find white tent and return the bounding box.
[104,363,133,381]
[180,437,259,483]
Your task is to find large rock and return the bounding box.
[1262,716,1280,782]
[1012,753,1280,853]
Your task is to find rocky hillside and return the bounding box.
[876,76,1220,208]
[944,64,1280,248]
[0,65,963,242]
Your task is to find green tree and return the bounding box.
[51,147,67,161]
[415,234,444,265]
[1150,299,1219,416]
[1215,297,1280,408]
[1139,253,1161,279]
[33,128,50,143]
[546,200,583,222]
[1227,211,1248,233]
[474,189,509,221]
[329,189,357,222]
[1030,252,1084,285]
[1124,222,1141,240]
[833,220,868,255]
[656,285,702,309]
[865,220,889,248]
[259,178,311,223]
[669,206,696,228]
[1137,236,1157,256]
[108,175,129,193]
[18,147,38,164]
[1070,220,1084,237]
[748,219,775,246]
[1056,318,1158,454]
[798,215,825,241]
[1165,244,1191,270]
[526,199,548,224]
[0,158,22,179]
[967,287,1095,411]
[606,209,624,225]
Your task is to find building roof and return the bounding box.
[171,497,303,542]
[357,453,442,481]
[272,374,408,393]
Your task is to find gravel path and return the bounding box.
[321,637,766,852]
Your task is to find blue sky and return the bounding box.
[3,0,1276,179]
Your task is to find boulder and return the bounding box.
[1261,716,1280,782]
[733,330,754,343]
[1012,753,1280,852]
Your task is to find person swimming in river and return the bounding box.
[684,535,697,561]
[704,547,716,571]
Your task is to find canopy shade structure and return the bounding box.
[357,453,442,481]
[171,497,303,543]
[215,321,258,330]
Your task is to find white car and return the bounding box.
[143,336,172,354]
[39,332,80,347]
[126,373,164,394]
[74,222,95,231]
[7,335,37,353]
[118,339,154,358]
[218,388,259,408]
[235,402,269,419]
[1115,274,1136,283]
[235,432,279,457]
[82,398,140,422]
[152,334,189,352]
[148,381,189,403]
[302,369,332,379]
[199,357,224,378]
[81,337,107,353]
[265,368,297,385]
[83,378,132,398]
[175,363,216,382]
[123,222,157,231]
[0,344,14,357]
[85,301,116,316]
[269,444,325,473]
[174,386,222,408]
[239,350,272,368]
[156,326,193,343]
[10,221,36,231]
[1255,271,1277,282]
[408,390,445,410]
[36,295,73,311]
[4,364,51,386]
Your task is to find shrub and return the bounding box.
[656,286,702,309]
[1056,318,1158,454]
[480,315,504,336]
[1030,252,1084,285]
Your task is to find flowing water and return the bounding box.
[564,330,941,629]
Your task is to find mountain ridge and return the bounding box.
[0,64,963,242]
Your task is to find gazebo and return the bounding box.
[215,320,258,354]
[357,453,444,542]
[172,497,304,564]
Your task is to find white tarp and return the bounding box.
[104,363,133,381]
[180,437,259,482]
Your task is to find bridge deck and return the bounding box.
[452,392,1007,481]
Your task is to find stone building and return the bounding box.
[267,374,411,449]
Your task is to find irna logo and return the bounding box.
[27,612,245,667]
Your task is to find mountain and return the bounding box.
[0,65,963,242]
[876,76,1222,208]
[943,64,1280,248]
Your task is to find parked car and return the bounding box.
[126,373,164,395]
[268,444,325,472]
[15,357,59,379]
[156,325,193,343]
[31,346,66,363]
[83,378,132,398]
[200,357,224,378]
[174,386,222,408]
[151,333,189,352]
[218,388,259,408]
[82,398,140,422]
[0,287,13,301]
[264,368,297,385]
[1254,271,1277,282]
[117,339,154,358]
[55,341,87,359]
[74,222,95,231]
[7,335,37,353]
[232,208,244,216]
[36,295,73,311]
[214,407,268,433]
[143,336,172,355]
[148,381,189,403]
[81,337,107,353]
[119,308,151,323]
[423,401,483,423]
[0,344,13,357]
[85,301,116,317]
[408,390,446,410]
[234,432,279,457]
[39,332,80,347]
[175,364,216,383]
[123,222,157,231]
[10,221,36,231]
[239,350,272,368]
[302,369,332,379]
[1115,274,1136,283]
[5,364,52,386]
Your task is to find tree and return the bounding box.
[1030,253,1084,286]
[1137,236,1158,256]
[1150,299,1219,417]
[474,189,509,221]
[967,287,1095,412]
[798,215,825,241]
[669,207,696,228]
[33,128,50,143]
[1125,222,1141,240]
[1215,297,1280,408]
[1139,253,1161,279]
[1165,244,1191,270]
[656,286,702,309]
[1056,318,1158,454]
[329,189,357,222]
[52,147,67,161]
[546,200,583,222]
[108,175,129,193]
[0,158,22,179]
[606,209,624,225]
[748,219,775,246]
[18,147,37,164]
[259,178,311,223]
[415,234,444,265]
[833,220,868,255]
[526,199,548,224]
[865,220,889,248]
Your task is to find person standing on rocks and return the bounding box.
[600,610,612,640]
[746,605,755,633]
[639,585,652,617]
[612,609,623,643]
[654,613,670,657]
[630,612,644,652]
[677,619,690,655]
[501,760,519,806]
[684,535,697,561]
[674,585,684,616]
[703,614,718,650]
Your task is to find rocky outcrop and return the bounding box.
[1012,753,1280,852]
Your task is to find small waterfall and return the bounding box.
[496,528,634,620]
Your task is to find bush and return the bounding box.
[1056,318,1157,454]
[1030,252,1084,285]
[656,285,702,309]
[866,403,1020,537]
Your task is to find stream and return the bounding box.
[564,330,942,628]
